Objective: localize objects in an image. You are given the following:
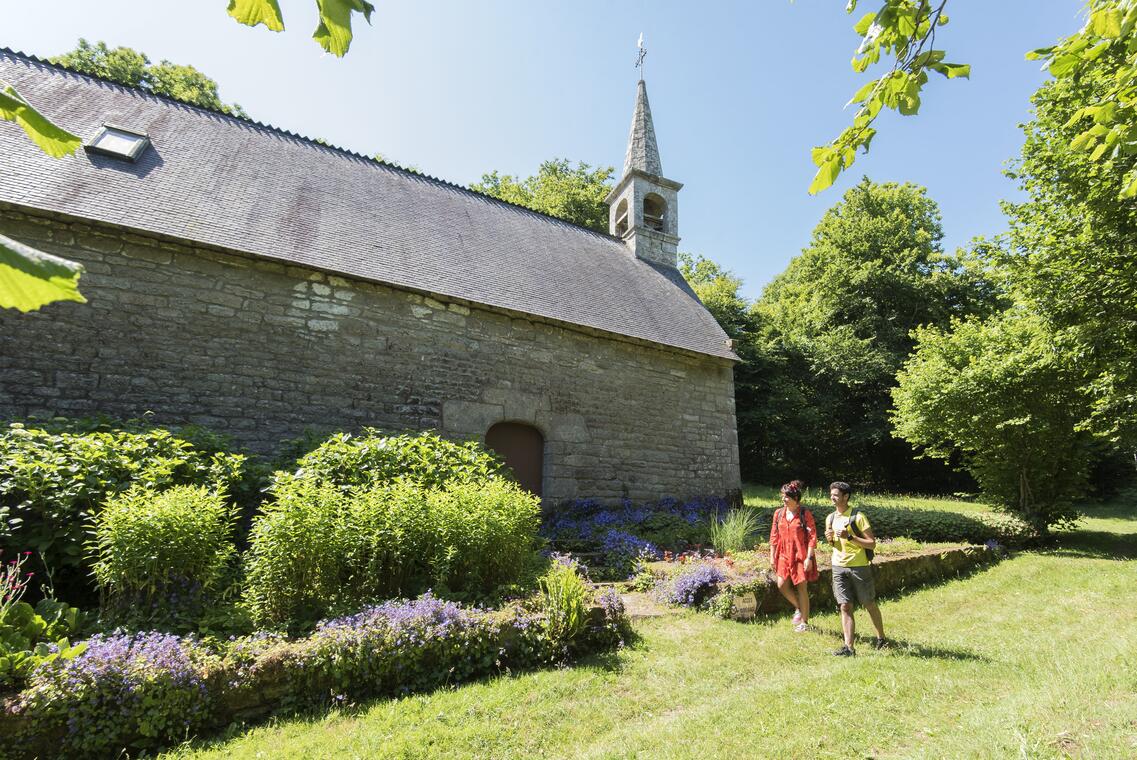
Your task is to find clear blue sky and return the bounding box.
[5,1,1085,299]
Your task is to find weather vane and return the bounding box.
[635,33,647,79]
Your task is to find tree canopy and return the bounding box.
[754,178,998,486]
[471,159,614,233]
[51,40,247,117]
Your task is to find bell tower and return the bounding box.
[605,73,682,268]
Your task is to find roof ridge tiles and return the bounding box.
[0,46,620,242]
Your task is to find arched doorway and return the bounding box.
[485,422,544,497]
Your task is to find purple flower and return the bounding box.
[661,562,725,607]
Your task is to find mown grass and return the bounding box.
[742,483,991,514]
[165,497,1137,759]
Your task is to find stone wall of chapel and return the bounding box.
[0,208,741,503]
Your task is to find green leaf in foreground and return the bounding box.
[313,0,376,57]
[0,82,81,158]
[0,233,86,312]
[227,0,285,32]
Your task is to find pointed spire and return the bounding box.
[623,79,663,177]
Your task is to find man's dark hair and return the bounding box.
[829,481,851,495]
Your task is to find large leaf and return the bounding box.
[0,83,81,158]
[0,233,86,312]
[227,0,285,31]
[312,0,375,57]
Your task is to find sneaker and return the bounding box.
[832,646,856,657]
[794,622,809,633]
[872,637,888,650]
[792,610,803,625]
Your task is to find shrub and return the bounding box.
[0,421,246,597]
[90,486,237,625]
[273,428,507,493]
[15,632,218,758]
[244,479,541,628]
[709,509,759,554]
[242,480,347,628]
[423,480,543,595]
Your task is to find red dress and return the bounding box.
[770,507,819,585]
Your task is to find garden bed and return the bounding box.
[625,543,1004,620]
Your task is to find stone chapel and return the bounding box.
[0,49,741,504]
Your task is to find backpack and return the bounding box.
[845,508,874,562]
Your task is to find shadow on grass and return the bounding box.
[1045,530,1137,560]
[806,625,990,662]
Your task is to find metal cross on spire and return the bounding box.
[635,33,647,79]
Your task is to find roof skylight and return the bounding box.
[84,124,151,162]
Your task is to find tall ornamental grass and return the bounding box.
[709,509,759,554]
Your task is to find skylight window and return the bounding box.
[84,124,151,162]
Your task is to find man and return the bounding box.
[825,481,886,656]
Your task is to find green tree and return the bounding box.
[892,310,1091,533]
[51,40,247,117]
[998,46,1137,450]
[754,178,999,485]
[472,159,614,233]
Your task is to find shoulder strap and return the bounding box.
[847,508,863,538]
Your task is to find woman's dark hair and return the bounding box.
[829,481,852,496]
[780,480,806,501]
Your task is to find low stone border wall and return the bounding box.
[756,545,1001,614]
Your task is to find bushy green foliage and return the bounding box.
[0,598,88,688]
[753,178,1000,488]
[245,479,541,628]
[1000,44,1137,450]
[274,428,508,493]
[0,421,245,596]
[91,486,237,621]
[51,39,247,117]
[893,312,1091,533]
[708,509,759,554]
[472,158,614,233]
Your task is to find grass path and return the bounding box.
[167,500,1137,759]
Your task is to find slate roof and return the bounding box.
[0,50,735,360]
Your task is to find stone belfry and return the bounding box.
[605,55,682,268]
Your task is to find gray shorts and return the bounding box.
[832,564,876,606]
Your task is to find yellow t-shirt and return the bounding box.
[827,509,872,568]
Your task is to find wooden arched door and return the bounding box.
[485,422,544,497]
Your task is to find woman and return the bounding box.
[769,480,819,632]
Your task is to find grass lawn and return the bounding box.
[742,483,993,515]
[165,496,1137,759]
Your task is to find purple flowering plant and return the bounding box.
[16,631,217,756]
[540,496,725,579]
[656,561,726,607]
